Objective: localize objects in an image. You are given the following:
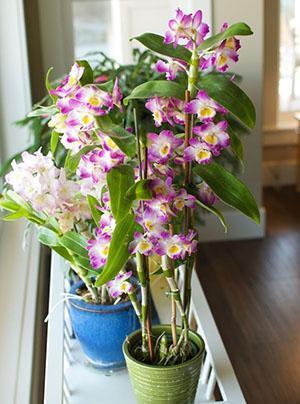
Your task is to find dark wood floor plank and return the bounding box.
[197,187,300,404]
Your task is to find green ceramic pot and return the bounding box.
[123,325,205,404]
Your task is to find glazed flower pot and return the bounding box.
[123,325,205,404]
[68,280,140,370]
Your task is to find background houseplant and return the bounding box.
[0,6,259,401]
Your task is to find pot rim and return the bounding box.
[123,324,205,370]
[69,278,140,313]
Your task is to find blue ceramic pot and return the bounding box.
[68,280,140,370]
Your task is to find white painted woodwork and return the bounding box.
[44,253,246,403]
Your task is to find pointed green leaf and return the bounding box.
[52,246,75,264]
[132,33,192,62]
[197,22,253,52]
[58,231,88,258]
[107,165,135,222]
[27,105,58,118]
[193,162,260,223]
[38,227,59,247]
[76,60,94,85]
[45,67,57,103]
[124,80,185,105]
[126,179,152,201]
[87,194,103,226]
[197,75,256,129]
[95,213,136,286]
[51,130,60,156]
[195,199,227,232]
[227,125,244,165]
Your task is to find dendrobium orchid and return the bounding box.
[107,271,134,299]
[184,90,227,122]
[1,6,256,368]
[193,121,230,155]
[148,130,183,163]
[164,8,209,49]
[183,138,212,164]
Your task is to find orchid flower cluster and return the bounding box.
[48,63,122,154]
[1,7,257,363]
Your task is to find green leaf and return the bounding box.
[51,130,60,156]
[38,227,59,247]
[195,199,227,232]
[52,246,75,264]
[87,195,103,226]
[197,74,256,129]
[77,60,94,85]
[197,22,253,52]
[227,125,244,165]
[95,213,136,286]
[2,208,28,221]
[193,162,260,223]
[64,145,99,176]
[58,231,88,258]
[96,80,114,92]
[126,179,152,201]
[45,67,57,103]
[131,33,192,62]
[96,115,136,157]
[124,80,185,105]
[0,194,20,212]
[107,165,135,222]
[27,105,58,118]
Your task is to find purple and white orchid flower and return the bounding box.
[107,271,133,298]
[148,130,183,164]
[50,62,84,98]
[193,120,230,155]
[184,90,227,122]
[183,138,212,164]
[198,182,218,206]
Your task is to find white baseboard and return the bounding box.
[198,207,266,242]
[263,160,297,186]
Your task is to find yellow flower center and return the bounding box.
[67,76,76,86]
[154,185,165,195]
[168,245,180,255]
[160,142,170,156]
[145,220,154,231]
[153,110,162,123]
[174,199,184,210]
[120,283,128,291]
[218,54,228,66]
[106,138,118,149]
[82,115,92,125]
[199,107,214,118]
[102,245,109,256]
[225,38,235,49]
[89,96,101,106]
[204,134,218,145]
[140,241,150,252]
[196,150,210,161]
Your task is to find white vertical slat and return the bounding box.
[44,253,66,404]
[190,270,246,403]
[206,368,217,400]
[200,353,212,385]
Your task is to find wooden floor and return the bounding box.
[197,186,300,404]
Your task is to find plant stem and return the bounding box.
[136,252,148,354]
[161,256,189,344]
[74,265,100,303]
[182,48,199,316]
[128,291,142,325]
[169,224,177,346]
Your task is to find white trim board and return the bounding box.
[198,207,266,242]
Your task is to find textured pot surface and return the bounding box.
[123,325,205,404]
[69,280,140,370]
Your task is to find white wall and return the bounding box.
[213,0,264,207]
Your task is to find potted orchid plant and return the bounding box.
[0,6,259,401]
